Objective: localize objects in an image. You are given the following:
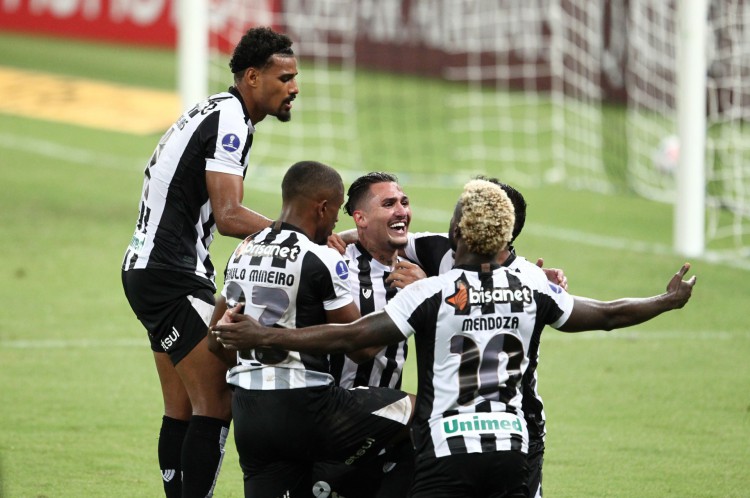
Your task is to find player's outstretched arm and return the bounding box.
[211,310,404,355]
[558,263,696,333]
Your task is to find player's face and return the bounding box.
[357,182,411,252]
[257,55,299,122]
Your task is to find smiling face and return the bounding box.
[354,181,411,256]
[248,54,299,123]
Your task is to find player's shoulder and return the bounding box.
[299,237,349,274]
[508,255,544,275]
[505,258,568,298]
[408,231,449,243]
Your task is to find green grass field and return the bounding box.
[1,31,748,497]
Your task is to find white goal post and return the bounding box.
[676,0,708,257]
[178,0,750,265]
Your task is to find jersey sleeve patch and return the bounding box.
[221,133,241,152]
[335,260,349,280]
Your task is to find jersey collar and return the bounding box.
[228,86,255,131]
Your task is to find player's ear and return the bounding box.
[352,210,366,227]
[318,199,328,218]
[244,67,259,87]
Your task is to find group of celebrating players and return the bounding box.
[122,27,696,498]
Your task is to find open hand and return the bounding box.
[666,263,697,309]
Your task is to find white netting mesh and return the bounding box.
[205,0,750,259]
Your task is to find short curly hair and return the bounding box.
[458,179,515,257]
[229,27,294,79]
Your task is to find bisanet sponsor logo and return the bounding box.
[241,241,301,261]
[446,274,532,313]
[467,286,532,306]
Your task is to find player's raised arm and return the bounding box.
[212,309,403,355]
[558,263,696,333]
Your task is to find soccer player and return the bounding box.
[207,161,414,498]
[393,178,564,497]
[121,27,298,497]
[315,172,421,497]
[211,178,696,497]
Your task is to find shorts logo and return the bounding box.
[161,327,180,351]
[312,481,331,497]
[362,288,372,299]
[221,133,240,152]
[335,260,349,280]
[162,469,176,482]
[548,282,563,294]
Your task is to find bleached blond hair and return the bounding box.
[458,179,515,257]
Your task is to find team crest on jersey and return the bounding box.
[221,133,241,152]
[335,260,349,280]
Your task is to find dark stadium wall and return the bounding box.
[0,0,629,102]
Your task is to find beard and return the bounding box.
[388,238,408,250]
[276,111,291,122]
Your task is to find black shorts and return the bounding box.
[122,269,215,365]
[410,451,529,498]
[312,437,415,498]
[527,437,545,498]
[232,385,412,498]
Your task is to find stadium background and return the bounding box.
[0,1,748,496]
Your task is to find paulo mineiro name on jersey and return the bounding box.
[225,267,295,287]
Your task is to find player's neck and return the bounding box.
[358,234,398,267]
[454,243,494,267]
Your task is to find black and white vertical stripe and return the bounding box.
[330,243,407,389]
[223,222,354,390]
[383,262,574,460]
[122,87,254,286]
[405,232,553,443]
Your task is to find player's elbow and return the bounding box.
[214,216,236,237]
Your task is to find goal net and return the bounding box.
[203,0,750,262]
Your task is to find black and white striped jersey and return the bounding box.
[329,243,407,389]
[122,87,255,286]
[383,263,573,460]
[405,232,552,440]
[221,222,354,390]
[403,231,454,276]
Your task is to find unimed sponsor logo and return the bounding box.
[442,413,523,437]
